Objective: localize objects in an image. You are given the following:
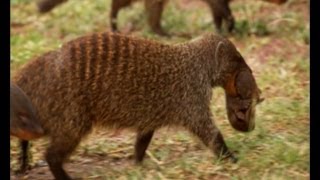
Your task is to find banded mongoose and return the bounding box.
[10,83,44,173]
[13,32,264,180]
[35,0,287,36]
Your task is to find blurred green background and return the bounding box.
[10,0,309,179]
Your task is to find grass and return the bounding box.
[10,0,309,179]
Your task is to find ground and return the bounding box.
[10,0,309,179]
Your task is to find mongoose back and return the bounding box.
[10,83,44,173]
[13,32,263,180]
[36,0,287,36]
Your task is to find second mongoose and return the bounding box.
[10,83,44,173]
[13,32,263,179]
[36,0,287,36]
[11,83,44,140]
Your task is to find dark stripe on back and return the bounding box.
[100,33,109,75]
[68,43,77,89]
[79,39,87,84]
[110,34,120,75]
[119,36,129,80]
[130,40,139,88]
[88,33,98,82]
[69,43,77,74]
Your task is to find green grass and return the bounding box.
[10,0,309,179]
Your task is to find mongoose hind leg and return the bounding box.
[110,0,133,32]
[134,130,154,164]
[145,0,170,37]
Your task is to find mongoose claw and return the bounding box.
[220,152,238,163]
[228,154,238,163]
[14,166,31,175]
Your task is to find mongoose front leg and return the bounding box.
[45,125,90,180]
[187,118,238,163]
[223,2,235,33]
[206,0,235,33]
[45,140,76,180]
[15,140,30,174]
[145,0,170,37]
[110,0,133,32]
[134,130,154,164]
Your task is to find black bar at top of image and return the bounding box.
[310,0,320,179]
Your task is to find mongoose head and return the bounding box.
[220,51,264,132]
[193,34,264,133]
[208,35,264,132]
[10,83,44,140]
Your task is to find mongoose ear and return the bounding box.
[235,70,255,99]
[214,41,225,74]
[224,72,237,96]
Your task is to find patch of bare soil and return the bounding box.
[11,155,134,180]
[252,38,308,63]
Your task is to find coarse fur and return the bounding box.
[36,0,287,36]
[13,32,263,180]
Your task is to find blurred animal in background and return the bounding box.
[13,32,263,179]
[37,0,67,13]
[111,0,287,36]
[10,83,44,173]
[36,0,287,36]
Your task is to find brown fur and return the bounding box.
[13,32,263,179]
[36,0,287,36]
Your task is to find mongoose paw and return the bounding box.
[134,158,144,166]
[37,3,54,13]
[111,27,119,33]
[14,166,31,175]
[215,28,224,35]
[228,154,238,163]
[72,177,84,180]
[154,30,171,38]
[219,152,238,163]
